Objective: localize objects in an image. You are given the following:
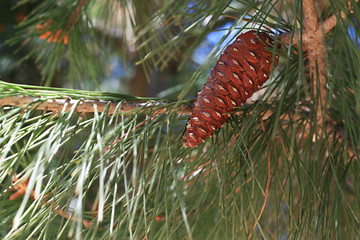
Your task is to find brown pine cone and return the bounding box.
[183,30,279,148]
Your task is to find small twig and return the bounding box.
[180,160,211,181]
[247,126,272,239]
[9,176,33,201]
[9,174,92,228]
[322,14,339,35]
[67,0,88,27]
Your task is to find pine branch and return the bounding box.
[0,95,192,116]
[1,1,359,238]
[280,0,326,123]
[279,0,358,160]
[0,89,302,120]
[280,0,357,119]
[0,94,196,119]
[280,1,354,44]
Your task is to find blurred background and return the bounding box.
[0,0,244,99]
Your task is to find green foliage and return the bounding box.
[0,0,359,239]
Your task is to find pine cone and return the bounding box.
[183,30,279,148]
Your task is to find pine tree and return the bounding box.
[0,0,359,239]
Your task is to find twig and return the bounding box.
[322,14,339,35]
[68,0,88,27]
[247,125,272,239]
[9,174,92,228]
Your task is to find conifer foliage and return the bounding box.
[0,0,359,239]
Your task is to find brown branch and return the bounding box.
[0,95,193,116]
[301,0,327,128]
[279,0,355,140]
[322,14,339,35]
[2,94,354,161]
[9,174,92,228]
[280,0,352,42]
[303,0,320,32]
[280,0,357,109]
[322,0,359,34]
[281,0,358,160]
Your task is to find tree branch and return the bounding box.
[279,0,358,161]
[0,95,193,116]
[302,0,319,32]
